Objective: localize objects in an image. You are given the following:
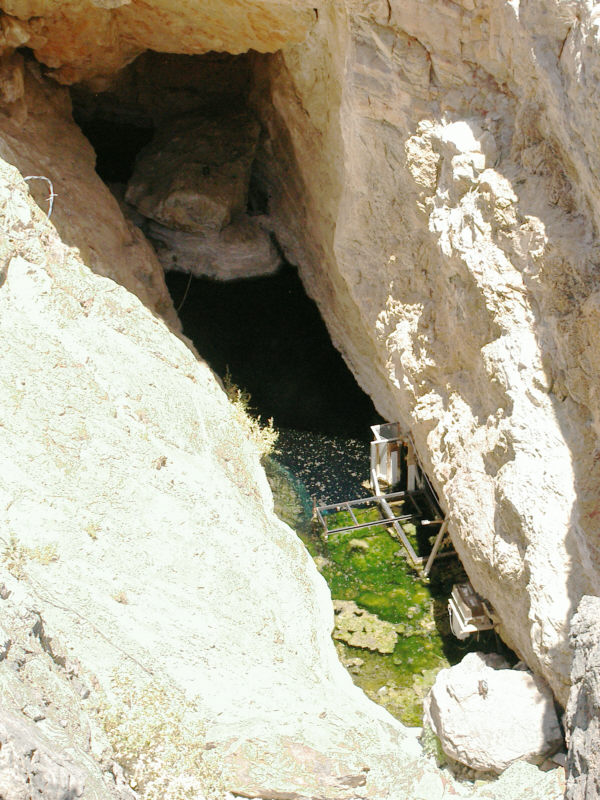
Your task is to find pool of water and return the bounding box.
[264,436,509,727]
[163,265,510,727]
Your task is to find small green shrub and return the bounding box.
[2,533,28,579]
[1,534,59,578]
[223,369,278,459]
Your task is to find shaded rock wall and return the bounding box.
[565,594,600,800]
[250,0,600,706]
[0,54,178,327]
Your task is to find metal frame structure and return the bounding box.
[315,423,457,574]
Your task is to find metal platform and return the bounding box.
[316,490,424,567]
[315,423,457,574]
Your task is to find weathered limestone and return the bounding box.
[3,0,597,708]
[146,217,280,279]
[0,0,317,83]
[0,0,594,794]
[424,652,563,775]
[565,595,600,800]
[250,1,600,706]
[126,110,281,278]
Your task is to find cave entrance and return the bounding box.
[67,47,513,728]
[70,50,382,442]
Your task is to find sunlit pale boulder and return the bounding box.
[424,652,563,774]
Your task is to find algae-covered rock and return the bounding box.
[333,599,397,654]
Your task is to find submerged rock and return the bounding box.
[423,652,563,775]
[333,599,398,654]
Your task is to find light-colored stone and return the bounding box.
[424,652,563,774]
[0,624,11,660]
[333,599,398,654]
[146,216,281,280]
[565,594,600,800]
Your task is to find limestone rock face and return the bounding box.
[0,0,317,83]
[0,156,455,800]
[423,652,563,775]
[565,595,600,800]
[251,0,600,705]
[0,711,86,800]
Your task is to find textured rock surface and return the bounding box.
[0,0,592,794]
[0,580,134,800]
[424,652,563,774]
[0,121,566,800]
[0,55,177,327]
[333,599,398,654]
[146,216,280,280]
[126,112,260,233]
[250,0,600,705]
[126,110,280,278]
[565,594,600,800]
[0,0,317,83]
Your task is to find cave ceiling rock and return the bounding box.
[0,0,319,83]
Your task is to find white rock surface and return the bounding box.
[147,216,281,279]
[2,0,596,714]
[424,652,563,774]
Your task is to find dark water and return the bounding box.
[166,266,382,439]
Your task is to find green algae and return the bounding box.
[264,455,506,727]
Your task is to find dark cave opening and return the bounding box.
[72,113,155,184]
[167,266,382,438]
[70,51,382,440]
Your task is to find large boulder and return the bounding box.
[565,595,600,800]
[127,111,281,279]
[423,652,563,774]
[126,111,260,233]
